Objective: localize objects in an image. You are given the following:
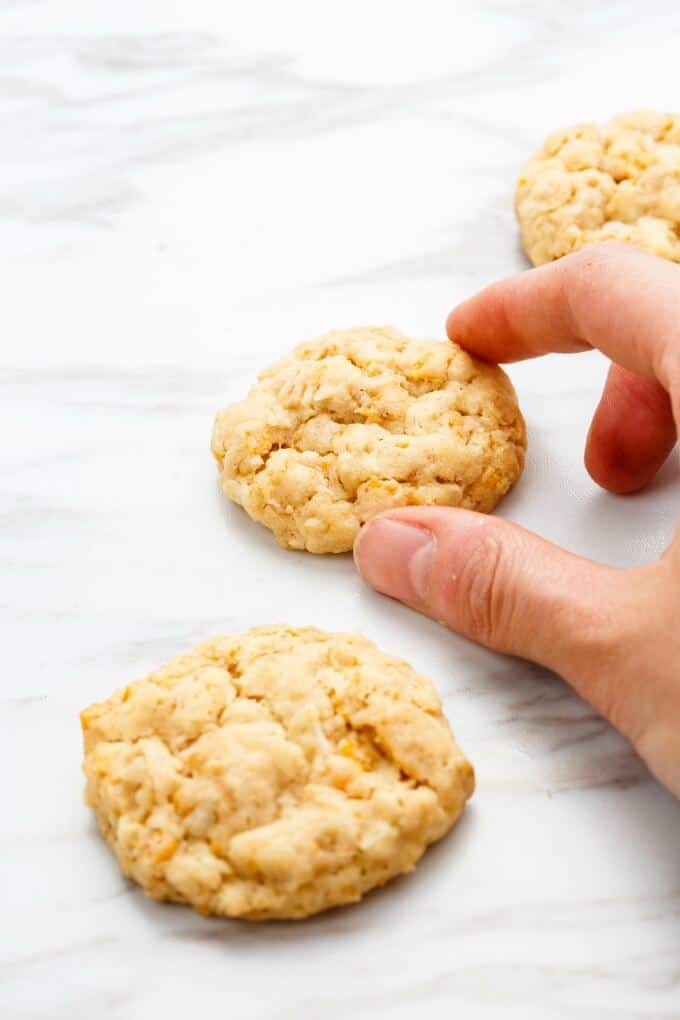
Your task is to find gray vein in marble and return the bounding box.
[3,7,680,1018]
[1,2,677,241]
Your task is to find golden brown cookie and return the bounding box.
[211,326,526,553]
[81,626,474,920]
[516,110,680,265]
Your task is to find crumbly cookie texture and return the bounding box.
[81,626,474,920]
[211,326,526,553]
[516,110,680,266]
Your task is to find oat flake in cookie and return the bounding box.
[516,110,680,266]
[81,626,474,920]
[211,326,526,553]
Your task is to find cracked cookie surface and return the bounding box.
[81,626,474,920]
[211,326,526,553]
[516,110,680,265]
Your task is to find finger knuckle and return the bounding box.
[553,589,636,725]
[456,530,508,646]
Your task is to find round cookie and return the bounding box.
[516,109,680,266]
[211,326,526,553]
[81,626,474,920]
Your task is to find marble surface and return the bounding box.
[3,2,680,1017]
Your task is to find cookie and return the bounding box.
[516,110,680,265]
[81,626,474,920]
[211,326,526,553]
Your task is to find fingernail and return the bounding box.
[354,518,434,604]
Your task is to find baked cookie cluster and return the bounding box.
[82,107,677,919]
[96,105,680,922]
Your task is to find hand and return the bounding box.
[354,243,680,797]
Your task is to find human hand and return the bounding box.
[354,243,680,796]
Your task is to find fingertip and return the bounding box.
[353,515,434,604]
[446,287,511,363]
[445,300,470,341]
[584,430,654,494]
[585,366,676,495]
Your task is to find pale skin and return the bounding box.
[354,243,680,798]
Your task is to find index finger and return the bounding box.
[447,243,680,394]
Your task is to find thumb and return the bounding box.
[354,507,628,700]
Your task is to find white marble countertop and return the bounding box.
[3,2,680,1017]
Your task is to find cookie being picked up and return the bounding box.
[81,625,474,920]
[212,326,526,553]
